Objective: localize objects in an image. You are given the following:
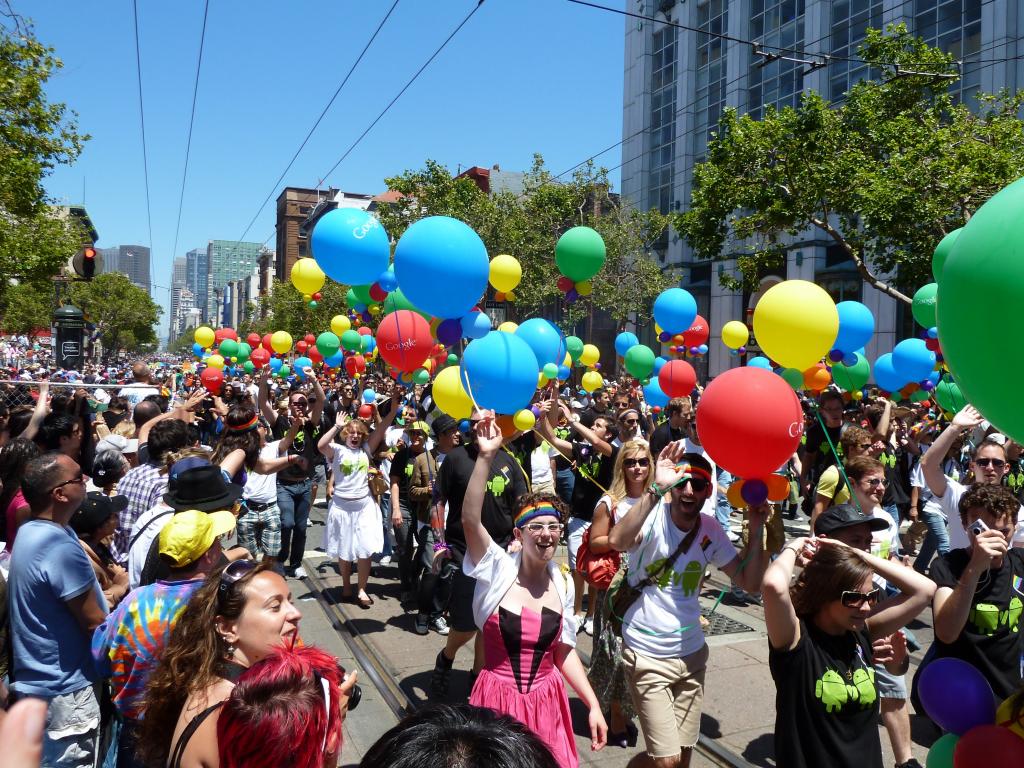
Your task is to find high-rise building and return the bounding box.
[112,245,151,295]
[621,0,1020,376]
[185,248,209,323]
[207,240,263,321]
[169,257,187,343]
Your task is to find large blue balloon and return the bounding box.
[615,332,639,356]
[461,331,539,415]
[892,338,936,383]
[652,356,667,375]
[192,342,205,357]
[324,352,344,368]
[873,353,909,392]
[515,318,565,367]
[834,301,875,353]
[311,208,391,286]
[653,288,698,335]
[268,357,283,372]
[394,216,489,320]
[643,378,670,408]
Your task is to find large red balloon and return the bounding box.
[304,334,316,346]
[696,367,804,478]
[375,310,431,372]
[200,367,224,394]
[954,725,1024,768]
[682,315,709,347]
[659,359,697,398]
[249,348,270,369]
[308,347,323,364]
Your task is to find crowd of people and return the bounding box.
[0,355,1022,768]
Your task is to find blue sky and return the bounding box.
[26,0,627,337]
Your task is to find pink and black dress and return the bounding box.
[464,540,579,768]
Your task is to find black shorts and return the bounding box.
[448,567,478,633]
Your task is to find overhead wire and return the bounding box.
[130,0,154,257]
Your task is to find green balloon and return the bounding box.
[413,368,430,385]
[236,342,252,362]
[932,228,962,282]
[349,284,373,306]
[624,344,655,379]
[446,353,458,365]
[360,334,373,352]
[277,364,291,378]
[780,367,804,390]
[382,287,430,319]
[555,227,606,282]
[911,283,938,328]
[341,330,362,352]
[934,375,967,414]
[543,363,559,379]
[316,331,340,358]
[831,353,870,392]
[565,336,584,361]
[910,389,930,402]
[345,288,359,307]
[938,179,1024,441]
[218,339,239,358]
[242,361,255,374]
[925,732,958,768]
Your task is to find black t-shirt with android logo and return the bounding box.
[769,620,882,768]
[570,442,618,523]
[928,548,1024,699]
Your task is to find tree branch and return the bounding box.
[809,216,912,303]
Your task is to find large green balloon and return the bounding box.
[316,332,340,358]
[938,179,1024,441]
[341,329,362,352]
[934,375,967,414]
[911,283,938,328]
[565,336,584,361]
[235,342,252,362]
[218,339,239,359]
[779,368,804,390]
[624,344,655,379]
[831,353,870,392]
[555,227,606,282]
[346,284,373,306]
[932,228,961,281]
[382,287,430,319]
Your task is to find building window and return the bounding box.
[648,25,677,217]
[829,0,884,100]
[749,0,806,119]
[298,242,307,256]
[692,0,729,157]
[914,0,982,103]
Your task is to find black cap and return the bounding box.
[71,492,128,535]
[814,503,891,536]
[431,414,458,437]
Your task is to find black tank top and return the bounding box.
[167,661,247,768]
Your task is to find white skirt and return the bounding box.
[325,495,383,561]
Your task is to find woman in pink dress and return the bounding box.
[460,412,607,768]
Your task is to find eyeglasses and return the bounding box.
[975,458,1006,468]
[623,457,650,468]
[840,588,882,608]
[49,474,85,493]
[863,477,887,487]
[523,522,564,535]
[291,399,308,408]
[217,559,257,606]
[856,442,873,450]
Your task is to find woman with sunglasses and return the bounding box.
[460,412,607,768]
[761,535,934,768]
[586,440,652,747]
[138,560,303,768]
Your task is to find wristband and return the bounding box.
[648,482,666,498]
[432,541,450,553]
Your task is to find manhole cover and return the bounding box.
[701,608,754,636]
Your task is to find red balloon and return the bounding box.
[376,310,431,371]
[215,328,229,343]
[304,334,316,346]
[295,340,308,354]
[954,725,1024,768]
[357,404,373,419]
[357,326,373,336]
[250,348,270,369]
[345,354,367,376]
[312,292,322,301]
[200,367,224,394]
[557,276,574,292]
[261,334,274,352]
[682,315,709,347]
[369,283,387,302]
[659,359,697,398]
[308,347,323,364]
[246,333,261,347]
[696,367,804,479]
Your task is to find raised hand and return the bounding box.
[951,404,984,430]
[652,440,690,489]
[473,410,503,456]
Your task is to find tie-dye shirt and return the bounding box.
[92,578,203,719]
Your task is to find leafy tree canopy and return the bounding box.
[67,274,160,361]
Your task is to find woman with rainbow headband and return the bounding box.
[212,403,303,488]
[461,411,607,768]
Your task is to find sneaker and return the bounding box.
[727,530,741,543]
[430,651,452,698]
[895,760,924,768]
[582,617,594,636]
[415,615,429,636]
[429,616,450,636]
[378,555,392,566]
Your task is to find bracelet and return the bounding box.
[648,482,666,498]
[432,541,450,553]
[782,544,800,556]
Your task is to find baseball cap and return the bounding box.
[404,420,430,435]
[158,509,237,568]
[70,492,128,535]
[814,503,891,537]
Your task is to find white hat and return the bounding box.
[96,435,139,455]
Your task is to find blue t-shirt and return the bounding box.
[9,520,106,697]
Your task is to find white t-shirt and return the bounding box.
[329,443,372,500]
[244,441,282,504]
[127,502,174,589]
[940,478,1024,550]
[118,383,159,411]
[530,442,557,487]
[623,502,736,659]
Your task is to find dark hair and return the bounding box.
[959,483,1019,526]
[5,406,32,440]
[593,415,618,442]
[21,452,65,510]
[666,397,690,416]
[819,390,844,409]
[133,399,161,429]
[844,456,884,483]
[91,450,129,488]
[147,419,190,464]
[38,413,78,451]
[791,545,873,619]
[0,438,41,535]
[212,403,262,469]
[360,703,560,768]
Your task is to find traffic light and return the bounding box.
[72,246,99,280]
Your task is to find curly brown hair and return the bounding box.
[136,560,277,767]
[959,482,1019,527]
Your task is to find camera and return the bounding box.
[338,666,362,711]
[968,519,989,537]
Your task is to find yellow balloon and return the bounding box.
[489,254,522,293]
[330,315,351,335]
[290,257,326,295]
[997,694,1024,739]
[429,317,442,337]
[270,331,293,355]
[194,326,215,348]
[433,366,473,420]
[579,344,600,368]
[562,352,571,367]
[721,320,749,350]
[497,321,519,334]
[513,409,536,431]
[752,280,839,369]
[575,280,592,296]
[368,304,381,316]
[207,354,225,369]
[581,370,603,392]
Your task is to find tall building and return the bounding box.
[207,240,263,321]
[169,257,187,343]
[114,245,151,295]
[621,0,1021,376]
[274,187,375,282]
[185,248,209,323]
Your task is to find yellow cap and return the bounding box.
[158,509,237,568]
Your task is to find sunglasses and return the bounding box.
[623,457,650,468]
[856,442,873,450]
[975,458,1006,468]
[622,418,639,425]
[673,477,709,492]
[291,399,308,407]
[863,477,887,487]
[217,559,258,606]
[840,588,882,608]
[523,522,564,535]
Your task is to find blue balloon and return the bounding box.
[515,318,565,367]
[268,357,283,372]
[873,353,909,392]
[748,356,772,370]
[394,216,489,320]
[324,352,344,368]
[192,342,204,357]
[697,344,708,355]
[311,208,391,286]
[461,331,539,415]
[615,332,639,356]
[377,267,398,293]
[362,337,376,354]
[362,389,376,403]
[461,311,492,340]
[892,338,936,382]
[653,288,698,334]
[557,364,571,380]
[834,301,875,353]
[643,378,670,408]
[293,356,313,378]
[652,356,667,375]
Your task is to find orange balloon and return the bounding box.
[495,414,518,437]
[726,480,746,509]
[803,364,831,391]
[766,474,790,502]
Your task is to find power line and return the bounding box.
[235,0,403,243]
[171,0,211,263]
[130,0,153,257]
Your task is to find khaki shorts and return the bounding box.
[622,643,709,759]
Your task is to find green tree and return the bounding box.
[67,274,160,361]
[0,17,90,302]
[244,280,349,338]
[675,24,1024,303]
[0,279,52,336]
[167,329,197,357]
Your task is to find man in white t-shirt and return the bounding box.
[608,445,768,768]
[118,361,159,413]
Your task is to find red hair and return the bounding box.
[216,645,343,768]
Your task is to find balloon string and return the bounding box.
[531,426,613,497]
[812,403,862,515]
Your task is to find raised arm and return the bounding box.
[22,380,49,442]
[534,397,572,457]
[318,412,345,457]
[562,402,613,457]
[932,528,1007,643]
[365,389,401,455]
[922,405,983,499]
[462,413,504,565]
[257,367,276,424]
[608,441,688,551]
[761,538,806,651]
[307,369,326,425]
